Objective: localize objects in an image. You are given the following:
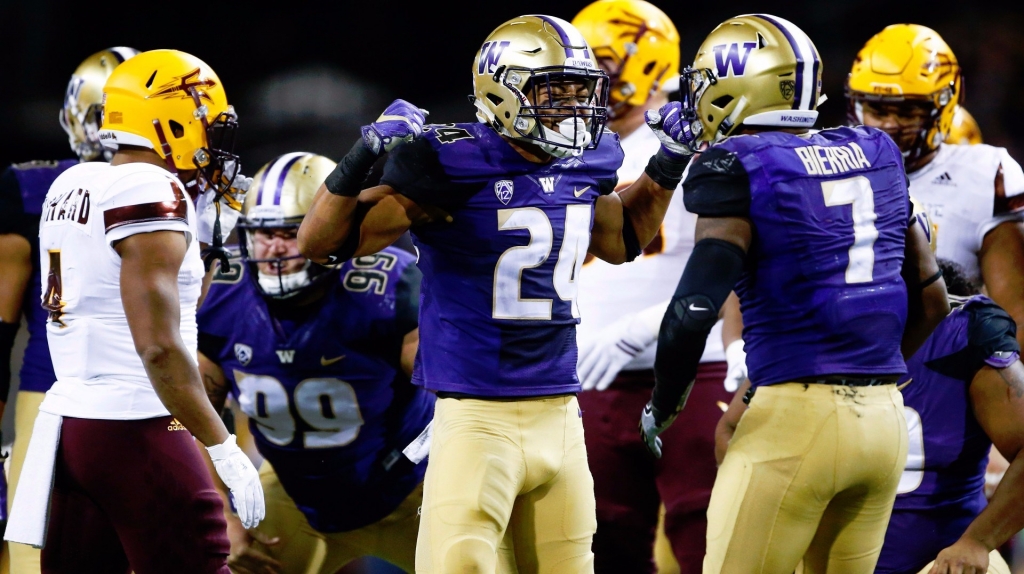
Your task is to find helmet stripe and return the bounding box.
[532,15,592,60]
[256,152,307,206]
[753,15,817,111]
[108,47,139,64]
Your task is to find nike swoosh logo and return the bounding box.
[688,304,709,311]
[574,186,591,197]
[320,355,346,366]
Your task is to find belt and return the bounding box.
[798,377,898,387]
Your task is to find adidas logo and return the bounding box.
[931,172,956,186]
[167,418,187,432]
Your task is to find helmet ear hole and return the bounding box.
[711,95,734,109]
[487,93,504,106]
[168,120,185,138]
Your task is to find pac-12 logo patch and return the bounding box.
[495,180,514,205]
[779,80,795,100]
[234,343,252,366]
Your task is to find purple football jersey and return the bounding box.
[716,127,911,386]
[876,296,1018,573]
[197,247,432,533]
[381,122,624,397]
[0,159,77,393]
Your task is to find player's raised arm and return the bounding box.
[298,100,427,264]
[590,102,698,263]
[902,210,949,358]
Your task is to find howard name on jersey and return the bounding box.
[39,162,202,420]
[908,143,1024,281]
[684,126,912,387]
[876,296,1019,574]
[0,159,77,392]
[380,122,623,397]
[198,246,432,533]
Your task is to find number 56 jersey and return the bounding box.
[380,122,624,398]
[197,247,433,532]
[684,126,913,387]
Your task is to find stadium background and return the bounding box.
[3,0,1024,571]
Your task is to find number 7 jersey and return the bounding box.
[380,122,624,397]
[684,126,913,387]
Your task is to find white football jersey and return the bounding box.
[908,143,1024,282]
[577,126,725,371]
[38,162,203,420]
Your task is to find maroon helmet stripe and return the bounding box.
[103,182,188,233]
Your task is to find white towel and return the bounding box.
[402,419,433,464]
[5,411,63,548]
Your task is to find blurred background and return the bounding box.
[4,0,1024,572]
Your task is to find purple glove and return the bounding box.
[645,101,703,159]
[361,99,429,155]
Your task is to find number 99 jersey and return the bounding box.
[684,126,913,387]
[380,122,623,398]
[197,246,432,533]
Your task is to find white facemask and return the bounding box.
[535,117,592,158]
[257,264,311,298]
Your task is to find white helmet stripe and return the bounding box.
[255,152,308,206]
[108,46,139,63]
[753,14,818,111]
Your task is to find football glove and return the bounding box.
[724,339,749,393]
[207,435,264,529]
[639,400,679,458]
[361,99,428,155]
[578,301,667,391]
[196,172,252,245]
[645,101,702,159]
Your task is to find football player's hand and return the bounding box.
[646,101,702,158]
[578,314,650,391]
[196,172,252,245]
[724,339,748,392]
[928,536,989,574]
[361,99,429,155]
[207,435,265,529]
[639,400,678,458]
[226,515,282,574]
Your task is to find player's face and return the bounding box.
[529,79,594,129]
[859,101,932,153]
[252,228,305,275]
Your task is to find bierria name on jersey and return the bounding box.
[795,142,873,176]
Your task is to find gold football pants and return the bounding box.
[251,461,422,574]
[705,383,908,574]
[415,395,596,573]
[2,391,46,574]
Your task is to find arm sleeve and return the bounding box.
[681,147,752,218]
[380,137,477,212]
[0,168,27,237]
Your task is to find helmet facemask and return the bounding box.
[237,216,332,300]
[846,87,953,163]
[58,98,108,161]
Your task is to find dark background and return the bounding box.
[2,0,1022,173]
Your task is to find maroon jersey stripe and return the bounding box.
[103,182,187,233]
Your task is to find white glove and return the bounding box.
[578,300,668,391]
[207,435,264,529]
[196,173,252,244]
[724,339,748,392]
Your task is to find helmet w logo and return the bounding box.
[478,41,511,75]
[713,42,757,77]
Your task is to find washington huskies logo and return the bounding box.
[779,80,796,100]
[713,42,757,77]
[149,68,217,102]
[478,41,511,75]
[234,343,252,366]
[494,180,514,205]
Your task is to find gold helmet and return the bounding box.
[471,15,610,158]
[99,49,241,193]
[238,153,337,299]
[571,0,680,118]
[846,24,961,161]
[59,47,139,161]
[680,14,823,148]
[946,105,982,145]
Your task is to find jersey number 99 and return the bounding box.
[236,374,364,449]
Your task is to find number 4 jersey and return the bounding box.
[684,126,913,386]
[380,122,624,397]
[197,247,433,532]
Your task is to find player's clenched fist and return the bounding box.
[361,99,429,155]
[645,101,702,158]
[208,435,266,529]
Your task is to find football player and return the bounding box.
[0,46,137,574]
[197,152,430,574]
[640,15,949,573]
[4,49,263,573]
[298,14,697,572]
[569,2,733,571]
[847,25,1024,349]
